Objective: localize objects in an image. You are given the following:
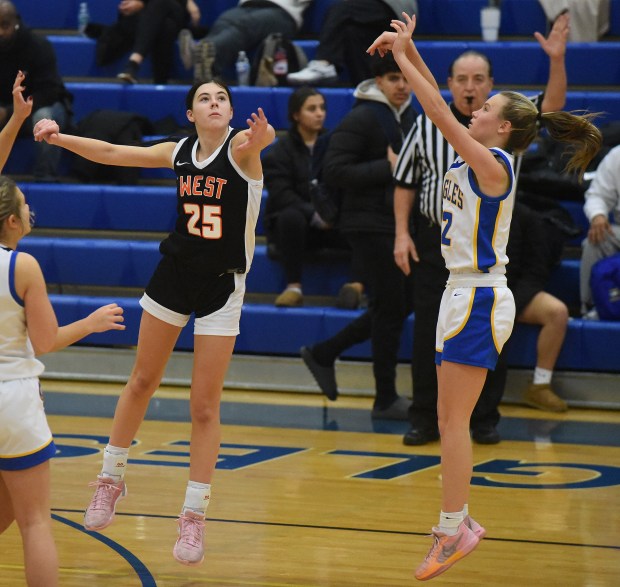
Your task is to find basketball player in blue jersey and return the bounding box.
[33,80,275,566]
[369,14,601,581]
[1,72,125,587]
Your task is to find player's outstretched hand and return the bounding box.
[87,303,126,333]
[367,31,398,57]
[390,12,417,57]
[12,71,33,122]
[237,107,271,152]
[33,118,60,143]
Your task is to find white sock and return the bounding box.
[182,481,211,516]
[438,510,464,536]
[101,444,129,482]
[533,367,553,385]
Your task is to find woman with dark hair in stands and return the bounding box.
[369,13,601,580]
[263,86,351,307]
[0,72,125,587]
[34,79,275,566]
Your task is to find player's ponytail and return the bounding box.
[499,90,602,179]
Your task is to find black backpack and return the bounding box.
[71,110,153,184]
[250,33,308,87]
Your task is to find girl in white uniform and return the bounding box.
[370,15,602,581]
[0,72,125,587]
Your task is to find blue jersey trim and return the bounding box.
[8,251,24,307]
[0,439,56,470]
[467,149,514,202]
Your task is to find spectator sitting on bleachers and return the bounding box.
[88,0,202,85]
[287,0,418,87]
[263,86,350,307]
[507,201,569,412]
[301,53,416,420]
[178,0,313,82]
[580,144,620,319]
[0,0,73,181]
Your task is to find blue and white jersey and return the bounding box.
[0,247,44,381]
[440,147,515,280]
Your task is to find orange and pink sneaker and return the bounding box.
[414,521,480,581]
[173,511,206,566]
[465,515,487,539]
[83,476,126,531]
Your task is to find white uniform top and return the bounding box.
[441,148,515,285]
[0,247,45,381]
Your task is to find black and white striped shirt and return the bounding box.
[393,95,543,225]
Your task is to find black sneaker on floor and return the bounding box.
[471,426,501,445]
[402,427,440,446]
[300,346,338,401]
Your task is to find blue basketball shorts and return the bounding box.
[435,285,515,370]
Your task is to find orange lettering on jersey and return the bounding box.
[203,176,215,198]
[179,175,227,197]
[214,178,227,199]
[179,176,192,197]
[192,176,204,195]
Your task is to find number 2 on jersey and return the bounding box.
[184,203,222,239]
[441,210,452,246]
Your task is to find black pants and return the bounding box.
[97,0,186,83]
[315,0,395,86]
[312,232,414,409]
[409,218,507,432]
[268,207,349,284]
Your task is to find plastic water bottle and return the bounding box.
[235,51,250,86]
[78,2,90,36]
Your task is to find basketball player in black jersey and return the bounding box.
[34,80,275,566]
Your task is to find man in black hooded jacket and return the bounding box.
[301,54,416,420]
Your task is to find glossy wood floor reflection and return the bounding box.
[1,381,619,586]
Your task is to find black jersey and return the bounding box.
[160,128,263,275]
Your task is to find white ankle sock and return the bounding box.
[182,481,211,516]
[438,510,464,536]
[533,367,553,385]
[101,444,129,482]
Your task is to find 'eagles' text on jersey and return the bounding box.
[441,148,515,275]
[160,128,263,274]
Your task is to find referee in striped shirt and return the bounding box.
[392,21,568,446]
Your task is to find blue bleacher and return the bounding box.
[5,84,620,178]
[47,293,620,374]
[48,35,620,88]
[13,0,620,38]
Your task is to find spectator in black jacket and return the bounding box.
[300,54,416,420]
[263,86,349,307]
[0,1,72,180]
[506,201,569,412]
